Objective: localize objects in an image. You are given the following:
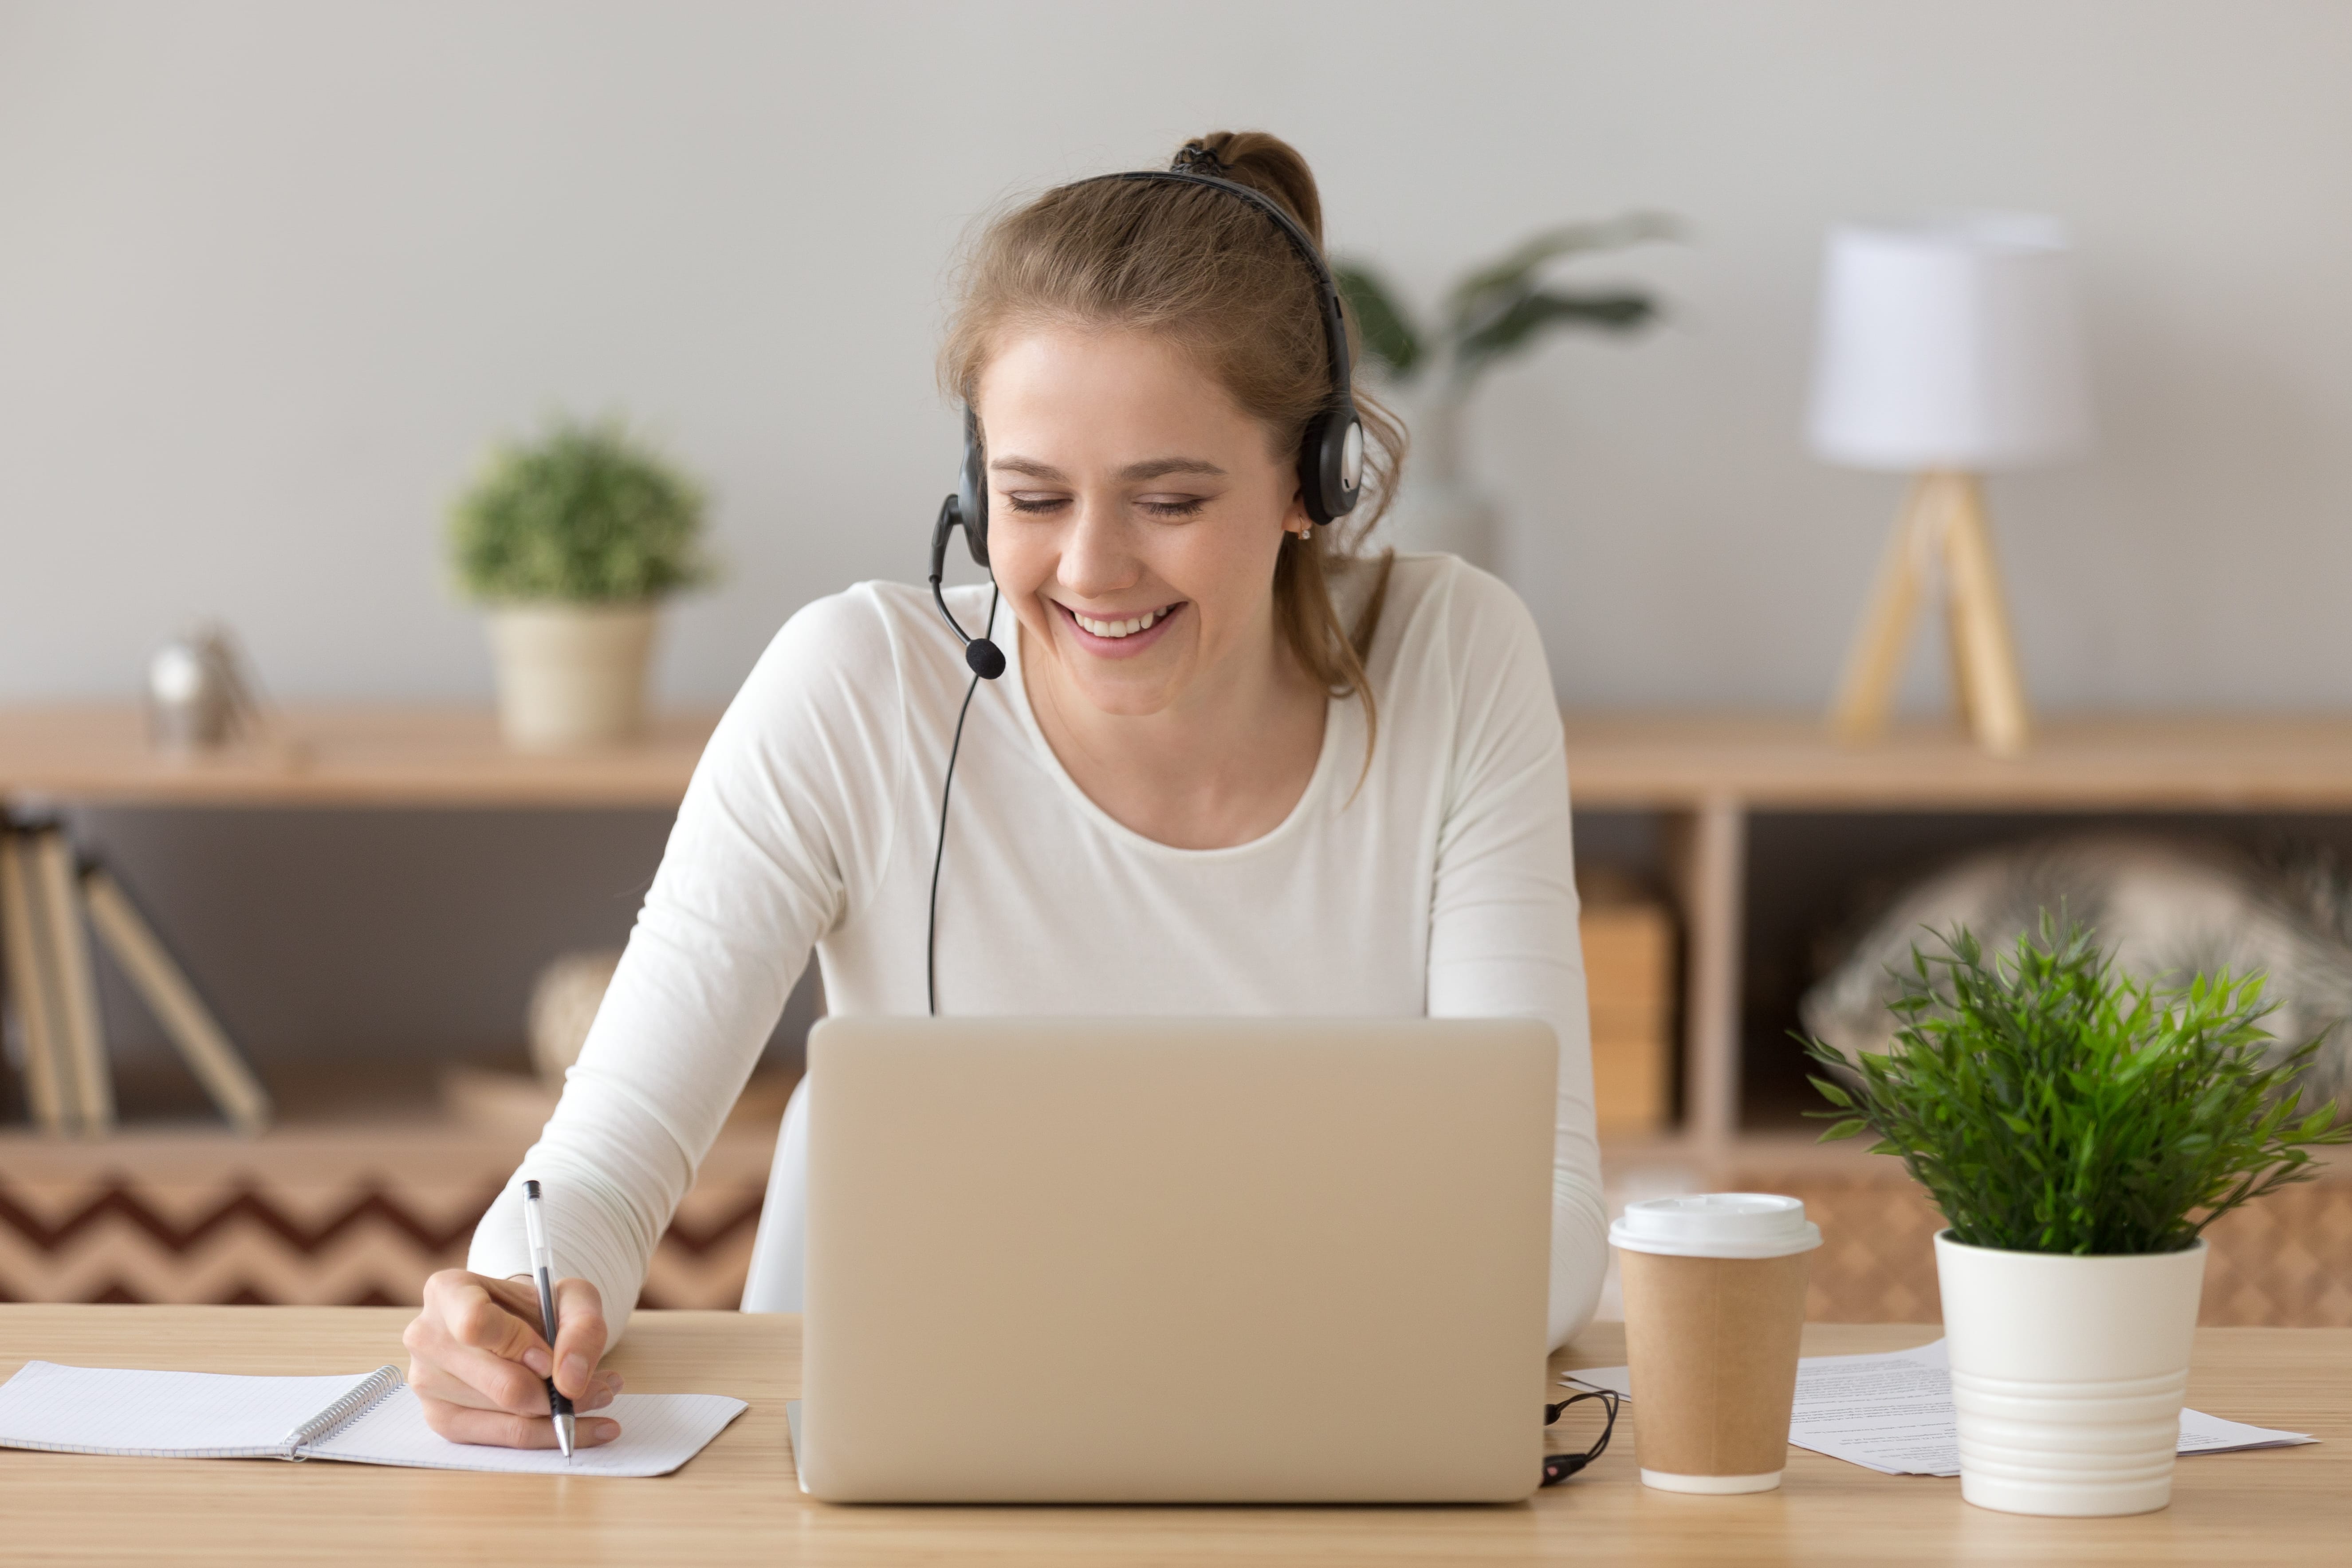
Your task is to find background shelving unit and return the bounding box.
[1562,712,2352,1148]
[2,705,2347,1322]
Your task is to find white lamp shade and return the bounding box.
[1807,215,2092,472]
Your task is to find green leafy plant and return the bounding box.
[1806,916,2348,1255]
[449,417,712,603]
[1334,213,1673,392]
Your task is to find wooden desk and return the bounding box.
[0,1308,2341,1566]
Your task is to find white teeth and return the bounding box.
[1071,606,1168,639]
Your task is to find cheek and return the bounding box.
[1175,523,1284,629]
[983,523,1051,598]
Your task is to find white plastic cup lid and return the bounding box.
[1609,1193,1823,1259]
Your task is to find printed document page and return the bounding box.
[1563,1340,2315,1477]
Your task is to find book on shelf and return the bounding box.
[0,825,271,1136]
[28,828,113,1133]
[0,831,74,1134]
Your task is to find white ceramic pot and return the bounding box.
[1383,387,1500,572]
[485,601,658,751]
[1934,1231,2207,1517]
[1385,478,1499,570]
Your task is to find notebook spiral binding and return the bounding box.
[280,1365,405,1460]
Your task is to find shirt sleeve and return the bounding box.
[466,588,907,1338]
[1419,564,1605,1349]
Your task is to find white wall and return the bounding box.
[5,0,2351,713]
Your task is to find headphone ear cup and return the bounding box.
[959,409,990,568]
[1298,401,1364,526]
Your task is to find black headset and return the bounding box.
[923,143,1365,1012]
[927,142,1366,683]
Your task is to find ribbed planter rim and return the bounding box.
[1933,1227,2207,1261]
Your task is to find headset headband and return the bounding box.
[1066,161,1355,419]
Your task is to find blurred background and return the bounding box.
[13,0,2352,711]
[3,2,2348,1317]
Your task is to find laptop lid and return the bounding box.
[796,1016,1556,1503]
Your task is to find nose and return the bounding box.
[1057,494,1141,601]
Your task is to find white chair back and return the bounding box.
[739,1074,811,1313]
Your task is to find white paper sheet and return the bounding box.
[0,1361,746,1476]
[312,1388,747,1477]
[1562,1340,2316,1478]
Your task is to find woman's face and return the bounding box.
[973,325,1308,719]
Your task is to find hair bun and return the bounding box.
[1172,141,1228,176]
[1176,130,1324,246]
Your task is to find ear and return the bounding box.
[1282,484,1314,538]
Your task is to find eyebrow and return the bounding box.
[990,456,1229,483]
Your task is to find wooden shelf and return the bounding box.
[1561,711,2352,810]
[17,703,2351,812]
[0,703,719,810]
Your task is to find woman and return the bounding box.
[402,131,1603,1449]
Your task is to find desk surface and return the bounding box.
[14,704,2352,811]
[0,1307,2340,1566]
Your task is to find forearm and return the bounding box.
[1548,1145,1608,1349]
[467,1069,711,1342]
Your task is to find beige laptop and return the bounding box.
[787,1016,1558,1504]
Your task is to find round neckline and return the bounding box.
[1002,610,1346,861]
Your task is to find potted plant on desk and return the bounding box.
[449,416,712,751]
[1808,918,2346,1518]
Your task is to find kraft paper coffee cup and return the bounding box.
[1610,1194,1822,1494]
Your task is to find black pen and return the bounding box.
[521,1179,576,1459]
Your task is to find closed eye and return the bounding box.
[1001,492,1207,519]
[1137,496,1207,519]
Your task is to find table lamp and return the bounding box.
[1808,215,2091,756]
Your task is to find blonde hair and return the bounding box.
[940,130,1403,762]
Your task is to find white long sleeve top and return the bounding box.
[470,551,1606,1348]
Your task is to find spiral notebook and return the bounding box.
[0,1361,745,1477]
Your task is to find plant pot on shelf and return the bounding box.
[1383,389,1501,571]
[1935,1231,2208,1518]
[1386,478,1499,570]
[485,601,657,751]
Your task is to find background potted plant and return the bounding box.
[1809,918,2347,1517]
[449,416,712,751]
[1336,215,1669,570]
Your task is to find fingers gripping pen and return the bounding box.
[521,1179,576,1459]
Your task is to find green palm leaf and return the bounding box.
[1454,289,1659,373]
[1334,263,1424,381]
[1445,212,1678,331]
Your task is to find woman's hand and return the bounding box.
[404,1269,624,1448]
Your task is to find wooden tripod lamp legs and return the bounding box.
[1829,470,2033,756]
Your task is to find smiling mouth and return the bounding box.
[1060,602,1181,641]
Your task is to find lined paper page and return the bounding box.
[0,1362,382,1458]
[312,1389,747,1476]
